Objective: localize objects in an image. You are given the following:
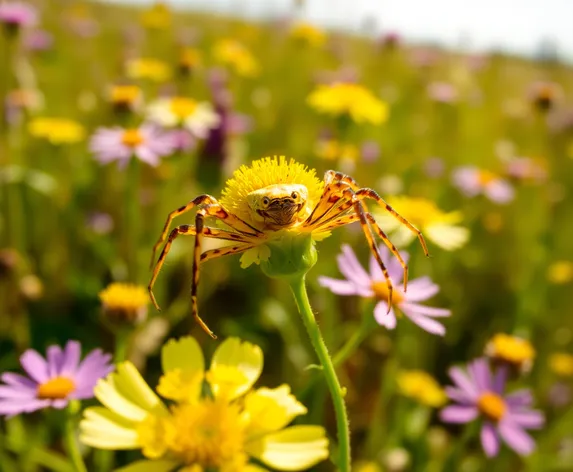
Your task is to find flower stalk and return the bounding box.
[64,402,88,472]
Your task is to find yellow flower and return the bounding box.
[179,47,202,72]
[547,261,573,284]
[80,337,329,471]
[549,352,573,377]
[147,97,220,137]
[290,22,327,47]
[108,84,142,111]
[28,117,85,144]
[396,370,447,407]
[126,58,172,82]
[140,1,171,30]
[307,82,389,125]
[99,282,149,325]
[373,196,469,251]
[315,139,359,162]
[485,333,535,372]
[213,39,259,77]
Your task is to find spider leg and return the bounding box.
[150,195,216,269]
[200,243,256,263]
[150,195,263,268]
[354,188,429,257]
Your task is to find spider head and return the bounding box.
[247,184,309,228]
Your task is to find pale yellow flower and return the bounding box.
[373,196,469,251]
[147,96,220,138]
[307,82,389,125]
[28,117,85,144]
[547,261,573,284]
[397,370,447,407]
[80,337,329,471]
[126,58,171,82]
[213,39,259,77]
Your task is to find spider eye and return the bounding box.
[262,197,270,207]
[291,191,298,200]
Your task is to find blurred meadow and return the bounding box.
[1,0,573,471]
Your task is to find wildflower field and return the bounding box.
[1,1,573,471]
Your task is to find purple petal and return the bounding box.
[403,312,446,335]
[481,422,500,457]
[46,345,64,377]
[0,398,50,417]
[445,386,474,404]
[485,180,514,204]
[73,349,113,393]
[50,399,69,409]
[402,282,440,302]
[337,244,371,287]
[0,385,37,399]
[373,301,397,329]
[448,367,479,399]
[506,389,533,407]
[440,405,479,423]
[492,366,507,394]
[20,350,49,383]
[509,410,545,430]
[498,420,536,456]
[400,302,451,318]
[317,276,370,297]
[468,358,492,393]
[1,373,37,389]
[60,341,81,376]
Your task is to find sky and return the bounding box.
[104,0,573,61]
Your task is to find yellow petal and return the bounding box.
[425,224,470,251]
[115,459,180,472]
[240,245,271,268]
[209,338,263,399]
[244,385,307,436]
[246,425,329,471]
[79,407,139,449]
[156,369,203,403]
[161,336,204,373]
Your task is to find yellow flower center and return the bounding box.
[37,376,76,399]
[169,97,197,119]
[477,170,498,186]
[371,281,404,304]
[138,400,248,468]
[121,129,145,147]
[486,333,535,366]
[111,85,140,105]
[396,370,447,407]
[477,391,506,422]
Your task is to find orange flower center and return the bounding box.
[37,376,76,399]
[477,391,506,422]
[121,129,144,147]
[371,281,403,304]
[478,170,498,186]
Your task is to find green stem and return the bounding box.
[124,158,141,282]
[441,420,479,472]
[289,275,351,471]
[64,403,87,472]
[114,328,130,363]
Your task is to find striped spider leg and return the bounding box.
[149,194,264,339]
[302,170,429,310]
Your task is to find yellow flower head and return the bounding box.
[108,84,142,110]
[374,196,469,251]
[220,156,324,229]
[485,333,535,371]
[213,39,259,77]
[315,139,359,162]
[28,117,85,144]
[307,82,389,125]
[140,1,172,29]
[290,22,327,47]
[549,352,573,377]
[547,261,573,284]
[179,47,202,71]
[80,336,329,471]
[98,282,149,325]
[397,370,447,407]
[126,58,172,82]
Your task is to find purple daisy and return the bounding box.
[0,340,113,417]
[318,244,451,335]
[452,166,515,204]
[89,124,178,168]
[0,2,37,29]
[440,358,544,457]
